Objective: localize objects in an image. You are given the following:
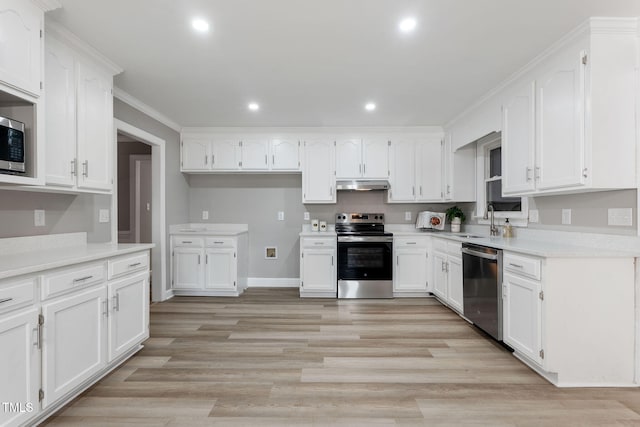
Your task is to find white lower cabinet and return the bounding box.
[108,272,149,362]
[300,236,336,297]
[0,307,40,427]
[171,231,248,296]
[503,271,542,365]
[431,239,463,314]
[393,237,430,295]
[41,286,107,408]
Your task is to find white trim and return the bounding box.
[113,88,182,133]
[31,0,62,11]
[113,119,169,302]
[45,22,123,75]
[247,278,299,288]
[182,125,443,135]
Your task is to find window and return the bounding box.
[475,132,527,224]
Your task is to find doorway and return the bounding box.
[112,119,167,302]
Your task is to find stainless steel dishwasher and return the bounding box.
[461,243,503,341]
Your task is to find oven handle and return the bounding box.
[337,236,394,243]
[461,247,499,261]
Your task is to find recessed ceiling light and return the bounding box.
[192,18,210,33]
[399,17,417,33]
[248,102,260,111]
[365,102,376,111]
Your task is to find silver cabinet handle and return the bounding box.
[331,256,334,266]
[82,160,89,177]
[397,255,399,266]
[213,241,224,244]
[447,185,451,194]
[582,168,588,178]
[212,155,215,164]
[205,155,208,165]
[0,297,13,304]
[73,275,94,283]
[363,164,366,175]
[33,327,39,348]
[182,241,193,244]
[313,242,324,245]
[102,299,109,317]
[509,263,524,268]
[128,262,142,268]
[406,242,417,245]
[420,186,423,196]
[412,186,415,196]
[272,154,275,165]
[113,293,120,312]
[526,167,532,182]
[535,166,541,181]
[206,254,209,264]
[265,154,268,165]
[359,164,362,174]
[330,186,333,196]
[198,255,201,264]
[70,159,76,176]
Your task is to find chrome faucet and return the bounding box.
[487,204,499,236]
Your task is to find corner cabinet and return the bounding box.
[502,18,637,196]
[44,25,120,193]
[302,139,335,203]
[171,231,248,296]
[299,235,336,297]
[393,236,430,296]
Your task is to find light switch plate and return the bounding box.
[202,210,209,220]
[405,211,412,221]
[561,209,572,225]
[34,210,45,227]
[304,212,310,221]
[98,209,110,223]
[278,211,285,221]
[528,209,539,223]
[608,208,633,226]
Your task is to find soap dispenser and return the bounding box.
[503,218,514,238]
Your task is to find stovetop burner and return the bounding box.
[335,213,390,236]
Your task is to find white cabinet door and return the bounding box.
[388,139,415,202]
[42,286,107,409]
[432,251,447,300]
[211,139,240,170]
[204,248,237,291]
[362,137,389,179]
[394,248,428,292]
[44,36,76,187]
[0,308,40,427]
[335,138,362,179]
[536,50,586,191]
[108,273,148,362]
[446,256,464,314]
[241,138,269,170]
[181,138,210,171]
[76,62,113,191]
[271,138,299,170]
[173,248,204,289]
[301,249,336,293]
[302,139,335,203]
[0,0,42,96]
[416,138,443,201]
[503,272,543,365]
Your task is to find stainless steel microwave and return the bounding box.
[0,116,25,174]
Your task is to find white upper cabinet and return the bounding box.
[271,138,299,170]
[181,138,209,170]
[302,139,335,203]
[211,138,241,170]
[336,137,388,179]
[240,138,269,170]
[388,138,416,202]
[416,138,443,201]
[0,0,42,97]
[501,19,637,196]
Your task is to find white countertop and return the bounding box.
[0,242,154,281]
[299,231,337,237]
[170,223,248,236]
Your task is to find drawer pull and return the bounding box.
[313,242,324,245]
[0,297,13,304]
[213,241,224,244]
[406,242,417,245]
[73,275,94,283]
[182,240,193,244]
[128,262,142,268]
[509,263,524,268]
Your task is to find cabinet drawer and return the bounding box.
[108,252,149,280]
[0,277,36,315]
[395,237,428,248]
[432,238,447,253]
[42,263,106,300]
[173,237,204,247]
[302,237,336,248]
[446,241,462,256]
[504,253,541,280]
[205,237,235,248]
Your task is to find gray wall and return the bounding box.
[188,174,469,279]
[117,139,151,231]
[0,190,111,242]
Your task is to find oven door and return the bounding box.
[337,235,393,298]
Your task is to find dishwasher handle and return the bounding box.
[461,247,499,261]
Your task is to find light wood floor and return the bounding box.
[44,288,640,426]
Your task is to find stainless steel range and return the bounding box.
[335,213,393,299]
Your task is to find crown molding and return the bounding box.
[32,0,62,12]
[113,87,182,133]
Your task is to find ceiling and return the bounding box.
[49,0,640,128]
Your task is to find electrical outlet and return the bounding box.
[561,209,572,225]
[529,209,539,223]
[304,212,310,221]
[202,210,209,220]
[34,210,45,227]
[98,209,110,223]
[278,211,285,221]
[405,212,412,221]
[608,208,633,226]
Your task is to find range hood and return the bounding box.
[335,180,390,191]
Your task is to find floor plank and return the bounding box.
[43,287,640,425]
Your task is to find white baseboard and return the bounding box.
[247,277,299,288]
